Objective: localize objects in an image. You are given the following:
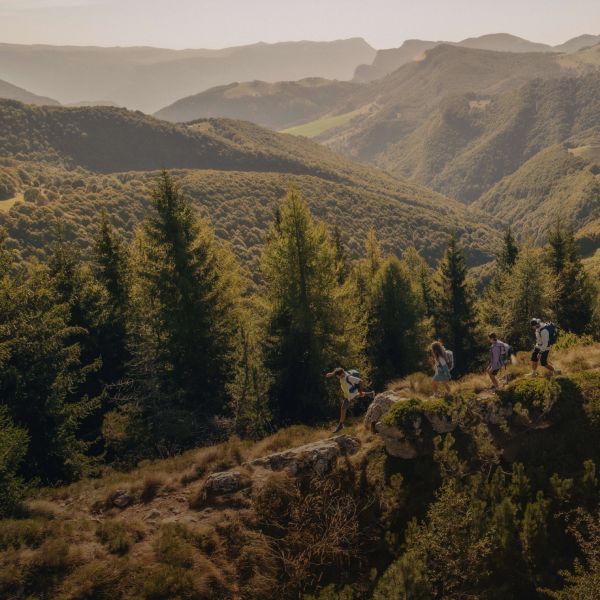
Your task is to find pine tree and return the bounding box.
[262,190,364,422]
[368,257,427,387]
[403,246,436,319]
[498,247,552,349]
[332,225,350,284]
[93,213,130,384]
[432,235,482,374]
[130,172,241,441]
[498,227,519,271]
[547,225,594,334]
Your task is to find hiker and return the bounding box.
[528,318,561,377]
[325,368,374,434]
[431,341,452,394]
[487,332,512,390]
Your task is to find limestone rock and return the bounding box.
[204,471,242,496]
[364,392,400,432]
[375,422,419,459]
[247,435,360,476]
[111,490,133,509]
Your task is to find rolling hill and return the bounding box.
[0,39,376,113]
[154,78,361,128]
[0,100,500,282]
[317,45,572,160]
[374,72,600,202]
[0,78,59,106]
[473,138,600,246]
[354,33,600,82]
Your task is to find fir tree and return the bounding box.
[130,171,241,442]
[547,225,594,334]
[262,190,364,422]
[368,257,427,387]
[332,225,350,284]
[498,227,519,271]
[432,235,482,374]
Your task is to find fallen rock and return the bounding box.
[364,392,400,432]
[111,490,133,509]
[204,471,243,496]
[247,435,360,476]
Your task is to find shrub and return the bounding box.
[382,398,423,430]
[554,332,595,351]
[153,524,194,568]
[96,520,142,555]
[498,377,561,420]
[140,475,165,504]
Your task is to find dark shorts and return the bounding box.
[531,348,550,367]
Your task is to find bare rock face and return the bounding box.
[204,471,243,496]
[247,435,360,476]
[364,392,400,432]
[374,421,419,459]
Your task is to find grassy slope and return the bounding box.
[2,342,600,599]
[154,78,361,130]
[281,108,363,138]
[0,101,501,275]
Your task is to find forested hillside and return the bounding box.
[154,78,361,128]
[0,100,500,273]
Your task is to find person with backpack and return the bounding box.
[528,318,561,377]
[325,368,374,434]
[487,332,512,390]
[431,341,452,394]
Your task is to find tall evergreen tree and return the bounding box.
[498,248,552,349]
[403,246,436,320]
[130,172,241,442]
[368,257,427,387]
[498,227,519,271]
[332,225,350,284]
[432,236,481,374]
[547,225,594,334]
[262,190,364,422]
[93,213,130,384]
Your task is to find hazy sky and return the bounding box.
[0,0,598,49]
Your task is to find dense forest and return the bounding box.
[1,168,600,598]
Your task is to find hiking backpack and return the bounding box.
[541,322,559,346]
[346,369,361,394]
[499,342,514,367]
[444,350,455,371]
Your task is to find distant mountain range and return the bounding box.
[0,39,375,113]
[0,78,58,106]
[354,32,600,81]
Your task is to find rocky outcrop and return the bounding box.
[204,471,244,496]
[247,435,360,476]
[364,392,399,432]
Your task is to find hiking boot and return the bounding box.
[333,423,344,434]
[526,371,539,378]
[554,369,562,375]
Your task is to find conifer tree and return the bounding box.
[368,257,427,387]
[0,234,94,483]
[498,227,519,271]
[332,225,350,284]
[432,235,481,374]
[498,247,552,349]
[262,190,364,422]
[93,213,130,384]
[403,246,436,319]
[547,225,594,334]
[130,171,241,439]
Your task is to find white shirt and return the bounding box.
[536,325,550,352]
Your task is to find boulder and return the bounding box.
[204,471,243,496]
[247,435,360,476]
[111,489,133,509]
[364,392,400,432]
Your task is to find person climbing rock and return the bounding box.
[431,341,452,395]
[325,368,374,434]
[528,318,561,377]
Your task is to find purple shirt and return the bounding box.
[489,341,504,371]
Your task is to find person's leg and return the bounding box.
[488,368,499,389]
[334,399,348,433]
[443,381,451,393]
[530,349,540,376]
[541,351,557,374]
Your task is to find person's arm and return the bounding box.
[325,371,335,379]
[358,380,365,396]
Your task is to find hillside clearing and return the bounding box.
[281,108,363,137]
